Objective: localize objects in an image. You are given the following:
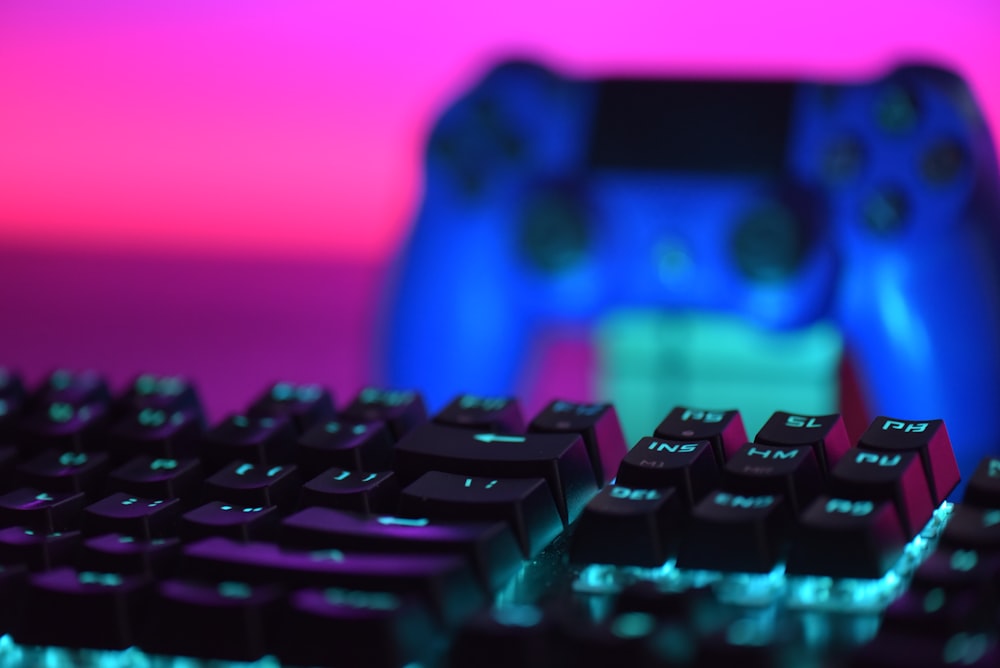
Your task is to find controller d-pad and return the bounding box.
[730,202,809,283]
[518,189,589,274]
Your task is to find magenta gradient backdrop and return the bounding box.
[1,0,998,424]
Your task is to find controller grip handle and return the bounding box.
[840,235,1000,485]
[385,225,530,411]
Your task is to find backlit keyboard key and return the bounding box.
[615,437,719,508]
[722,443,823,514]
[277,587,440,668]
[435,394,526,434]
[203,460,300,510]
[399,472,562,557]
[201,414,297,470]
[142,579,283,662]
[80,492,180,539]
[17,448,111,497]
[0,526,80,571]
[0,488,86,532]
[529,400,628,486]
[753,411,851,472]
[827,448,935,537]
[676,491,789,573]
[182,537,486,626]
[785,496,908,578]
[859,416,960,504]
[570,485,681,567]
[106,455,203,501]
[78,534,181,576]
[295,418,394,475]
[247,382,335,434]
[393,423,596,525]
[179,501,279,543]
[342,387,427,440]
[281,506,523,591]
[299,467,398,514]
[16,568,153,650]
[654,407,747,464]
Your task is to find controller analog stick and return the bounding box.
[517,189,589,274]
[731,201,809,282]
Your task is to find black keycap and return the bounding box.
[108,407,203,460]
[435,393,526,434]
[201,414,297,471]
[676,490,789,573]
[570,484,682,567]
[81,492,180,539]
[450,606,551,668]
[182,536,486,626]
[179,501,280,543]
[78,533,181,577]
[33,369,110,408]
[940,505,1000,552]
[753,411,851,473]
[341,387,427,440]
[858,416,960,504]
[392,422,596,525]
[278,587,440,668]
[0,564,27,634]
[0,487,86,531]
[962,457,1000,507]
[281,506,523,592]
[247,382,335,433]
[203,460,300,510]
[615,437,719,509]
[17,400,109,454]
[106,456,203,502]
[827,447,935,537]
[295,418,394,475]
[654,407,747,464]
[398,471,562,557]
[299,468,398,514]
[142,579,283,662]
[529,399,629,487]
[722,443,822,514]
[117,373,202,414]
[0,446,19,492]
[0,526,80,571]
[15,567,153,650]
[785,496,908,578]
[0,368,26,437]
[17,448,111,497]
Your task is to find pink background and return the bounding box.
[1,0,998,428]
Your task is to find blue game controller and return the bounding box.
[386,60,1000,482]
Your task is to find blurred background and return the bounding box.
[1,0,998,433]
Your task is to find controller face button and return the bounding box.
[921,140,965,185]
[861,188,909,236]
[875,83,920,134]
[517,190,589,274]
[822,137,865,184]
[730,202,808,282]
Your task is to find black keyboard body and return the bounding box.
[0,369,997,667]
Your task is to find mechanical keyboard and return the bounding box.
[0,369,997,667]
